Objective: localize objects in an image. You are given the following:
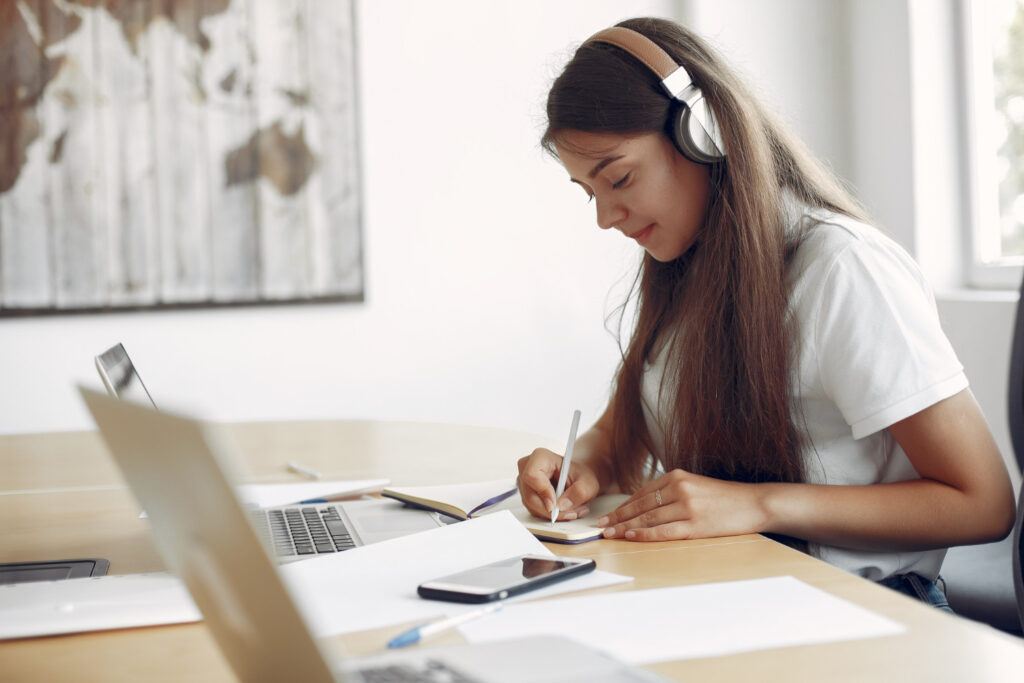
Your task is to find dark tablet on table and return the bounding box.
[0,559,109,585]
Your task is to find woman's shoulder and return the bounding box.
[794,209,892,257]
[788,210,924,290]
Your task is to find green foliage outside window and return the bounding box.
[994,0,1024,257]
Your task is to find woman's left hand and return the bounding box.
[597,468,768,541]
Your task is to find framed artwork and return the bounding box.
[0,0,363,315]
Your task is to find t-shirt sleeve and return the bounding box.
[810,235,967,439]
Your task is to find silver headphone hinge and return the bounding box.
[660,67,695,101]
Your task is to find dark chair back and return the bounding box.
[1011,275,1024,473]
[1011,275,1024,632]
[1014,487,1023,633]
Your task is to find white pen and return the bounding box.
[550,409,582,524]
[285,461,321,480]
[387,602,504,649]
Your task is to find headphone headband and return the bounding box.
[587,27,679,80]
[583,25,725,163]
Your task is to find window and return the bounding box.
[963,0,1024,288]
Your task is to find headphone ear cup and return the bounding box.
[672,97,725,165]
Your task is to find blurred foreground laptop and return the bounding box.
[79,387,665,683]
[93,343,448,562]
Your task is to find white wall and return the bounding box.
[2,0,1019,482]
[685,0,853,180]
[0,0,674,440]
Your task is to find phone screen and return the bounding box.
[418,554,595,602]
[439,556,578,589]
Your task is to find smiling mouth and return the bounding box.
[629,225,655,245]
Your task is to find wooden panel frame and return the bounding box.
[0,0,364,315]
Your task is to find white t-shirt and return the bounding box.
[641,209,966,581]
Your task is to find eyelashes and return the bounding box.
[584,173,631,203]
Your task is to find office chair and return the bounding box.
[1010,273,1024,633]
[1014,481,1023,634]
[941,275,1024,635]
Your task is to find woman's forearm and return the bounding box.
[759,477,1014,551]
[761,390,1015,550]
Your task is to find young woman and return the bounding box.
[516,17,1015,607]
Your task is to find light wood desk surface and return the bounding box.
[3,420,1024,682]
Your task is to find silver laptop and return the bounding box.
[79,388,665,683]
[94,343,447,561]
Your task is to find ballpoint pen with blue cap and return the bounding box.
[550,409,582,524]
[387,602,504,648]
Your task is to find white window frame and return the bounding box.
[960,0,1024,289]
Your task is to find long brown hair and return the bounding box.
[543,18,867,492]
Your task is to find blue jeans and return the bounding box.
[878,573,954,613]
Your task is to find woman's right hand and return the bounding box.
[516,448,601,520]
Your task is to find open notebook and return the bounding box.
[382,480,628,544]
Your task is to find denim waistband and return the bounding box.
[877,573,953,613]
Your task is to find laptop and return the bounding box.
[94,343,448,562]
[79,388,666,682]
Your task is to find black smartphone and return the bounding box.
[417,554,596,603]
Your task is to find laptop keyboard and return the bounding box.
[354,659,480,683]
[251,505,356,557]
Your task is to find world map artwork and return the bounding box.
[0,0,362,312]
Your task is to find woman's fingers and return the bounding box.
[598,470,764,541]
[600,488,679,536]
[517,450,601,520]
[619,521,691,541]
[599,479,671,527]
[555,467,601,513]
[517,451,560,517]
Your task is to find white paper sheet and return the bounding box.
[280,511,633,637]
[0,572,200,640]
[457,575,905,663]
[237,478,390,508]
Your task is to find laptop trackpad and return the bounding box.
[346,499,446,545]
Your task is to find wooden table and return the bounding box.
[3,420,1024,682]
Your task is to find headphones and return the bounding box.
[585,26,725,164]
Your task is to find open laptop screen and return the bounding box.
[95,343,156,408]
